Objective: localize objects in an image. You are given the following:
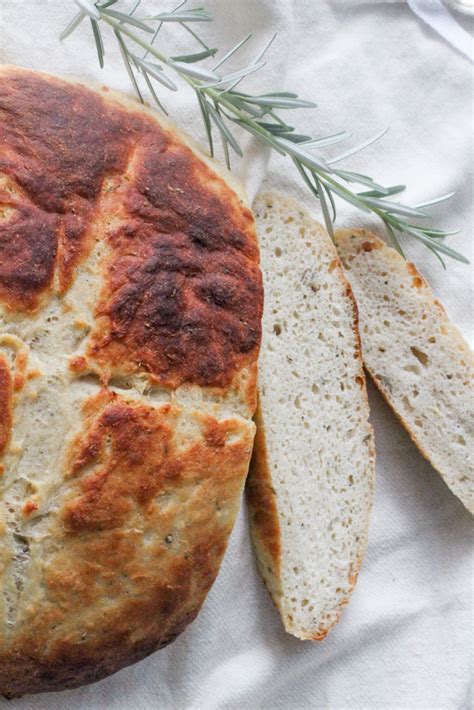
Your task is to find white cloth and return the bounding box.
[408,0,474,60]
[444,0,474,18]
[0,2,472,708]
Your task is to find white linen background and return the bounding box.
[0,1,472,708]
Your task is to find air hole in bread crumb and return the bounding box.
[428,336,436,343]
[410,347,428,366]
[457,435,466,446]
[275,246,282,256]
[273,324,282,336]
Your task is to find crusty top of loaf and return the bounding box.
[0,65,261,389]
[0,65,261,697]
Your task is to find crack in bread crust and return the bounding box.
[0,66,261,697]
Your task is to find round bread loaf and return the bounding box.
[0,65,262,697]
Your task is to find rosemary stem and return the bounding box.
[74,8,465,265]
[100,17,294,153]
[98,16,158,57]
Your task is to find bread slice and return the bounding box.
[246,193,375,640]
[335,228,474,514]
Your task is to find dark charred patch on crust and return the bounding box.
[0,204,58,311]
[0,75,132,309]
[86,136,262,387]
[0,75,130,212]
[88,242,262,387]
[0,69,262,387]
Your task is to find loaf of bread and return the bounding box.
[335,228,473,513]
[0,66,262,696]
[246,193,375,640]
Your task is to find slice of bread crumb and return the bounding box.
[335,227,474,514]
[247,194,375,640]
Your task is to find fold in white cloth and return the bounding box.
[0,1,472,708]
[409,0,473,60]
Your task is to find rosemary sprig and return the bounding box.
[59,0,467,265]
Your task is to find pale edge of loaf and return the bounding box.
[335,228,474,514]
[246,192,375,641]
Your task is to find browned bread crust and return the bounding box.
[0,66,262,696]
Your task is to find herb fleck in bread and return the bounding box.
[335,228,474,514]
[246,193,375,640]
